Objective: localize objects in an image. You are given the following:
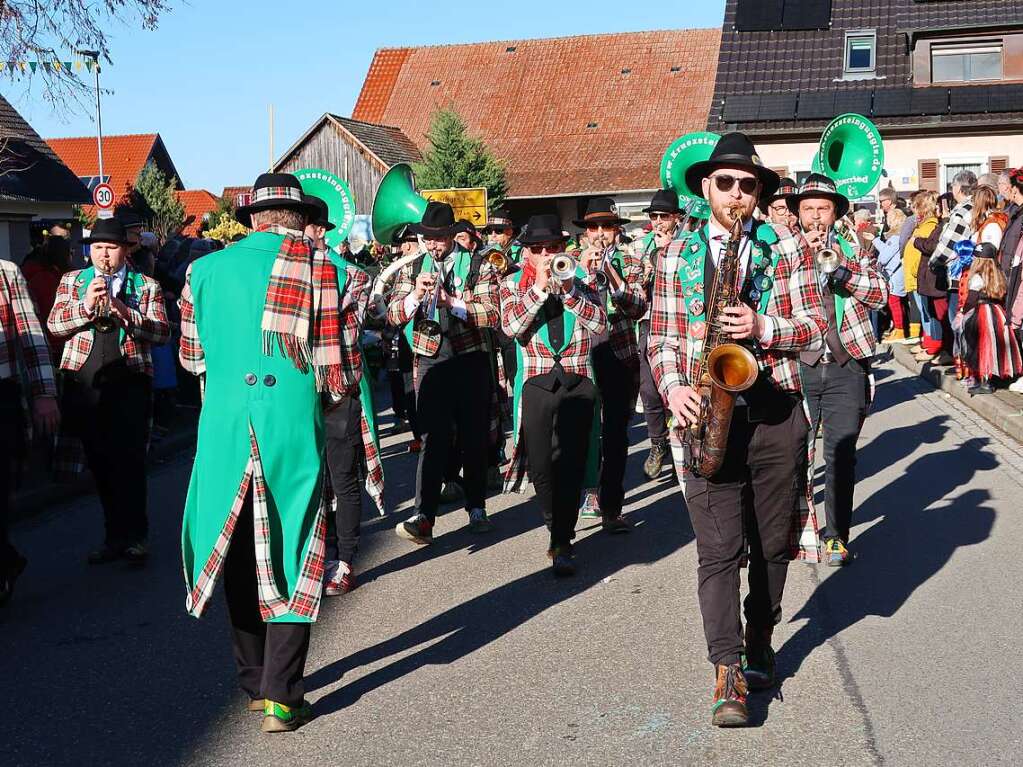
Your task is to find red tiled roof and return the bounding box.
[221,185,251,205]
[46,134,160,202]
[176,189,220,237]
[351,29,721,198]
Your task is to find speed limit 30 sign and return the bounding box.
[93,182,115,218]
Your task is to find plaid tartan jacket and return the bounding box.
[648,222,826,403]
[47,268,170,375]
[499,276,607,492]
[0,259,57,398]
[581,245,647,365]
[386,248,501,357]
[828,241,890,361]
[935,199,974,275]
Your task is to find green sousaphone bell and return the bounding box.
[660,132,721,220]
[814,113,885,200]
[371,163,429,246]
[294,168,357,250]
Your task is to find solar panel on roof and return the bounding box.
[782,0,832,30]
[832,91,872,117]
[735,0,784,31]
[758,93,798,121]
[722,94,761,122]
[797,92,835,120]
[911,88,949,115]
[872,88,913,117]
[950,85,1023,115]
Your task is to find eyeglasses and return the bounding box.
[527,241,566,254]
[711,174,759,196]
[649,212,675,221]
[585,223,618,232]
[768,201,789,212]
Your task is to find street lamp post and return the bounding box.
[77,50,104,185]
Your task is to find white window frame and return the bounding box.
[843,30,877,77]
[931,40,1003,83]
[939,155,988,191]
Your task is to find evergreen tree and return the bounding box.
[134,161,185,241]
[413,109,507,209]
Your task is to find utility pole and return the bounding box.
[77,50,104,184]
[269,103,275,171]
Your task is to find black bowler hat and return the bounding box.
[235,172,319,227]
[786,173,850,219]
[643,188,682,215]
[391,224,418,245]
[573,197,630,228]
[409,201,460,237]
[82,217,131,245]
[303,195,336,231]
[685,131,781,201]
[518,214,570,245]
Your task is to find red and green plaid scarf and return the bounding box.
[259,225,343,394]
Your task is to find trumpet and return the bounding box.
[93,266,117,334]
[809,223,842,276]
[591,242,618,290]
[551,253,577,283]
[481,245,509,274]
[416,260,443,337]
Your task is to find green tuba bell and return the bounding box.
[815,113,885,200]
[371,163,429,246]
[294,168,357,250]
[660,132,721,220]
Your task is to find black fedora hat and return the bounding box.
[685,132,780,201]
[786,173,850,219]
[236,173,319,227]
[303,195,336,231]
[643,188,682,215]
[82,217,131,245]
[573,197,630,228]
[518,214,570,246]
[409,201,460,237]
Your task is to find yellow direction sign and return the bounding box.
[421,187,489,228]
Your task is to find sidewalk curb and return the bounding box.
[888,342,1023,443]
[11,425,197,525]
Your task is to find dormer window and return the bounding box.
[844,30,876,77]
[932,41,1003,83]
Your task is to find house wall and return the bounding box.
[0,202,79,264]
[275,123,385,216]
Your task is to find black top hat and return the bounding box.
[235,173,319,228]
[786,173,850,219]
[642,188,682,215]
[483,208,517,232]
[82,217,132,245]
[573,197,630,228]
[518,214,570,246]
[409,201,460,237]
[303,195,336,231]
[685,132,781,201]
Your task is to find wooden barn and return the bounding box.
[272,114,421,215]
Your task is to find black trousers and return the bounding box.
[521,377,596,548]
[415,351,491,520]
[800,359,869,543]
[496,329,517,392]
[324,396,363,566]
[638,321,668,445]
[225,492,311,708]
[682,400,807,667]
[0,378,24,575]
[63,373,151,546]
[592,343,640,517]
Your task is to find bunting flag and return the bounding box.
[1,59,94,74]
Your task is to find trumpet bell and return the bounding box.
[93,316,117,334]
[551,254,577,282]
[816,248,842,275]
[371,163,429,246]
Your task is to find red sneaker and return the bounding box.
[324,562,356,596]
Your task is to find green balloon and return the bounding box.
[294,168,357,249]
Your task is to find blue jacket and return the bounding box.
[875,235,905,297]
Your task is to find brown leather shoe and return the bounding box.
[743,624,776,691]
[711,663,749,727]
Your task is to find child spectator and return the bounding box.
[960,244,1022,395]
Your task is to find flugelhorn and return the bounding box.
[551,253,577,283]
[93,265,117,334]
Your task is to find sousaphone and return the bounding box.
[660,132,721,220]
[294,168,357,249]
[371,163,429,246]
[813,113,885,199]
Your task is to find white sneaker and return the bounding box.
[1009,378,1023,393]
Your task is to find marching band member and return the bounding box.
[387,201,501,544]
[575,198,647,531]
[48,217,170,565]
[179,174,333,732]
[500,214,606,575]
[302,195,382,597]
[759,177,799,230]
[637,188,682,479]
[647,133,826,727]
[788,175,889,567]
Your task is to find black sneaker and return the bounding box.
[643,442,668,479]
[395,514,434,545]
[742,624,776,691]
[87,543,126,565]
[122,541,149,565]
[968,381,994,396]
[549,545,576,577]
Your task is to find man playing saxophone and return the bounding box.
[646,133,826,727]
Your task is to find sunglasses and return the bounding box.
[711,174,759,195]
[649,212,675,220]
[585,223,618,232]
[527,241,566,254]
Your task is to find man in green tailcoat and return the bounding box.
[179,173,340,734]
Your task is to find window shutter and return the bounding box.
[771,166,789,179]
[918,159,939,192]
[990,156,1009,175]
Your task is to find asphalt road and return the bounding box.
[2,358,1021,767]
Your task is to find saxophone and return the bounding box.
[687,205,760,477]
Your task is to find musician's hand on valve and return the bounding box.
[579,248,602,274]
[533,256,552,293]
[84,277,107,312]
[668,386,702,427]
[413,272,436,301]
[803,227,826,252]
[720,304,763,340]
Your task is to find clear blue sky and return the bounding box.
[16,1,725,193]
